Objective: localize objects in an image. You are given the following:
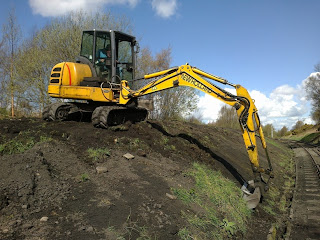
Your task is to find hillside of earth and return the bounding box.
[283,124,320,145]
[0,118,295,240]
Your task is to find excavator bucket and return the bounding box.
[241,180,261,209]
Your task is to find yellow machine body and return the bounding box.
[48,62,117,102]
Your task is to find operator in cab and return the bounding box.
[96,44,112,80]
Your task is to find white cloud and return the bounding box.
[198,78,314,130]
[29,0,179,18]
[151,0,178,18]
[249,86,310,129]
[29,0,139,17]
[198,94,224,123]
[197,87,235,123]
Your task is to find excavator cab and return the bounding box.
[78,29,138,84]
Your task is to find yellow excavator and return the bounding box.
[44,29,273,208]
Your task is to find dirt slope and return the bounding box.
[0,118,290,239]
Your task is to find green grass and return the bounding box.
[0,131,52,155]
[117,137,149,151]
[80,173,90,182]
[131,138,141,148]
[160,136,169,145]
[0,107,9,118]
[106,214,155,240]
[87,147,110,162]
[261,141,295,236]
[262,186,279,216]
[173,163,251,240]
[300,132,320,144]
[159,136,177,151]
[266,138,285,150]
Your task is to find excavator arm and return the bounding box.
[120,64,273,190]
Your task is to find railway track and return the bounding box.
[302,144,320,178]
[288,141,320,240]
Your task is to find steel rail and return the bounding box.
[297,142,320,178]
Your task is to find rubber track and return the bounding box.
[92,106,105,127]
[91,105,148,128]
[42,105,50,121]
[42,103,75,121]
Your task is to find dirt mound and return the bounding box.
[0,118,291,239]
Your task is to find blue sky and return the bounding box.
[1,0,319,129]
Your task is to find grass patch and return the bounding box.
[80,173,90,182]
[106,214,155,240]
[261,141,295,237]
[173,163,251,240]
[159,136,176,151]
[0,131,52,155]
[0,107,9,119]
[266,138,286,150]
[300,132,320,144]
[131,138,142,148]
[160,136,169,145]
[87,147,110,162]
[117,137,149,151]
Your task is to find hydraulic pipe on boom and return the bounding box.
[119,64,273,197]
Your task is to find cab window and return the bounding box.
[95,32,112,80]
[116,39,134,81]
[80,32,94,62]
[95,32,111,60]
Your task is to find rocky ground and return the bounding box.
[0,118,294,239]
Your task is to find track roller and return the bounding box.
[91,106,148,128]
[42,103,78,121]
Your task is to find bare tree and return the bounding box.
[0,39,6,109]
[278,126,289,137]
[1,8,21,117]
[186,109,203,124]
[214,105,239,129]
[262,124,276,138]
[291,120,304,131]
[136,47,199,120]
[304,72,320,123]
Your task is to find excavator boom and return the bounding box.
[120,65,270,166]
[119,64,273,205]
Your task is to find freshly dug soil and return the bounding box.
[0,118,290,239]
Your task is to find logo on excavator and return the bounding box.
[181,73,212,94]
